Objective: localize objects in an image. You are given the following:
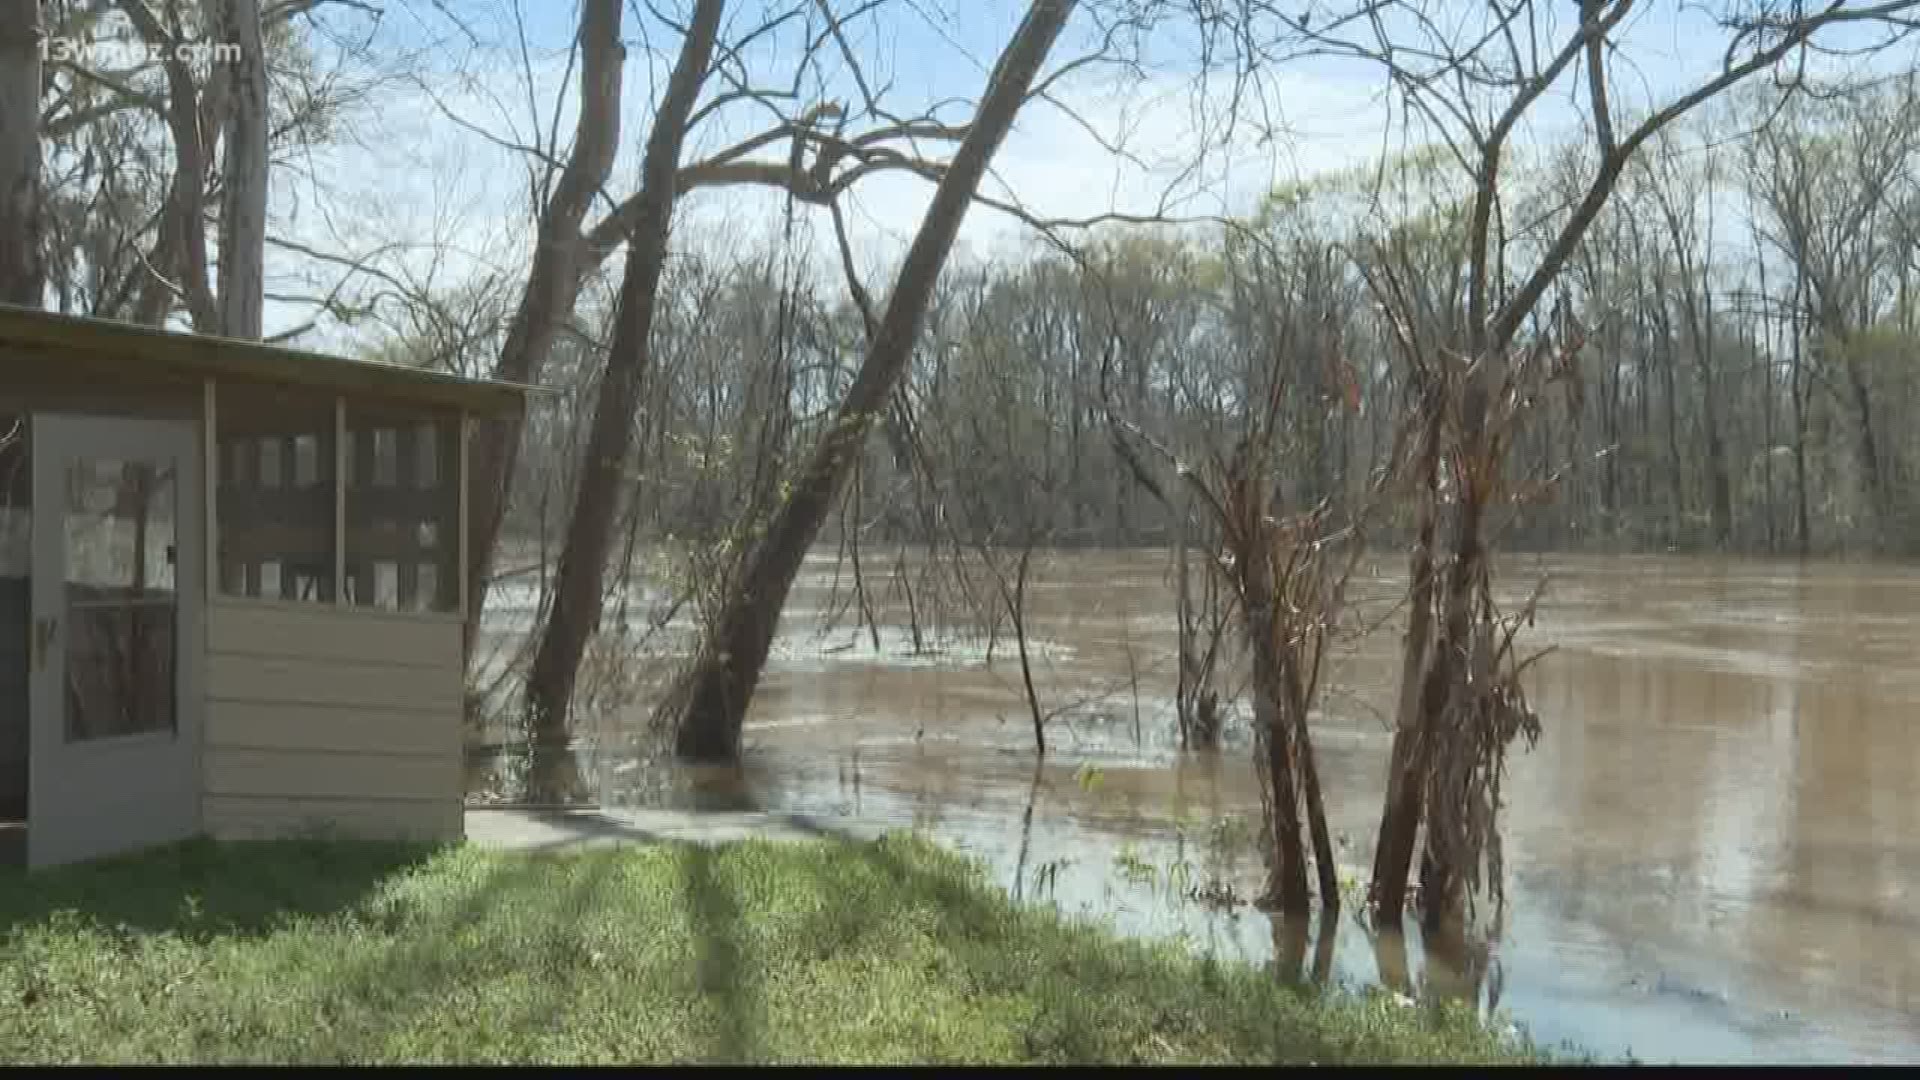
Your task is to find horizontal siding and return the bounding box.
[205,747,456,802]
[206,701,455,756]
[203,795,461,842]
[203,602,462,844]
[209,654,461,712]
[207,601,461,669]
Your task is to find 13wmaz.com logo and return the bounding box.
[39,33,242,68]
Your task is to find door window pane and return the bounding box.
[63,458,178,742]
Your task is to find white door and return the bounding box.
[29,414,202,868]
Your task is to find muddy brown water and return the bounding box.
[474,550,1920,1064]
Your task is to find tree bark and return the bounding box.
[1368,390,1440,927]
[1292,647,1339,911]
[1174,480,1195,749]
[1412,361,1503,934]
[1240,541,1311,915]
[119,0,219,331]
[1840,343,1888,547]
[0,1,42,306]
[664,0,1079,763]
[465,0,626,660]
[519,0,724,802]
[217,0,268,340]
[1790,300,1812,557]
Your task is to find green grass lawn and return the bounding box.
[0,833,1538,1064]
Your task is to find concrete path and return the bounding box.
[464,807,895,852]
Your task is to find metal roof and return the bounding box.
[0,304,537,415]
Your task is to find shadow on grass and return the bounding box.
[683,844,763,1063]
[0,835,445,941]
[466,806,879,851]
[0,827,1529,1064]
[298,850,622,1061]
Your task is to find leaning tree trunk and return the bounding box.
[664,0,1079,763]
[1368,388,1441,927]
[465,0,626,660]
[1292,656,1339,911]
[519,0,724,802]
[217,0,268,340]
[0,1,43,306]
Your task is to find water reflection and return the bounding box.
[473,551,1920,1064]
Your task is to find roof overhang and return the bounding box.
[0,304,539,416]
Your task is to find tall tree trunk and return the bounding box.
[1174,482,1195,750]
[1655,299,1685,543]
[1791,327,1812,557]
[1838,344,1887,548]
[217,0,268,339]
[1788,268,1811,556]
[664,0,1078,763]
[1601,341,1620,521]
[519,0,724,802]
[1414,450,1494,931]
[1368,389,1440,927]
[1700,354,1733,547]
[465,0,626,660]
[119,0,219,331]
[1291,653,1339,910]
[0,1,42,306]
[1678,272,1731,547]
[1758,315,1776,553]
[1242,545,1310,915]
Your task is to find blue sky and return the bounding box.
[264,1,1920,348]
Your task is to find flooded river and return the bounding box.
[477,550,1920,1064]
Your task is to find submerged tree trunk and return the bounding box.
[1413,383,1494,933]
[1221,451,1334,916]
[663,0,1078,763]
[520,0,724,802]
[465,0,626,659]
[0,1,43,306]
[1297,704,1338,910]
[217,0,268,340]
[1369,392,1440,926]
[1244,563,1310,914]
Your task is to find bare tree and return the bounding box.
[1314,0,1920,932]
[520,0,728,803]
[118,0,225,328]
[464,0,626,658]
[216,0,268,338]
[1740,79,1920,552]
[0,0,43,305]
[661,0,1080,764]
[462,0,988,658]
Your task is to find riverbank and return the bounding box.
[0,835,1537,1064]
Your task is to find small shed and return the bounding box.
[0,305,528,869]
